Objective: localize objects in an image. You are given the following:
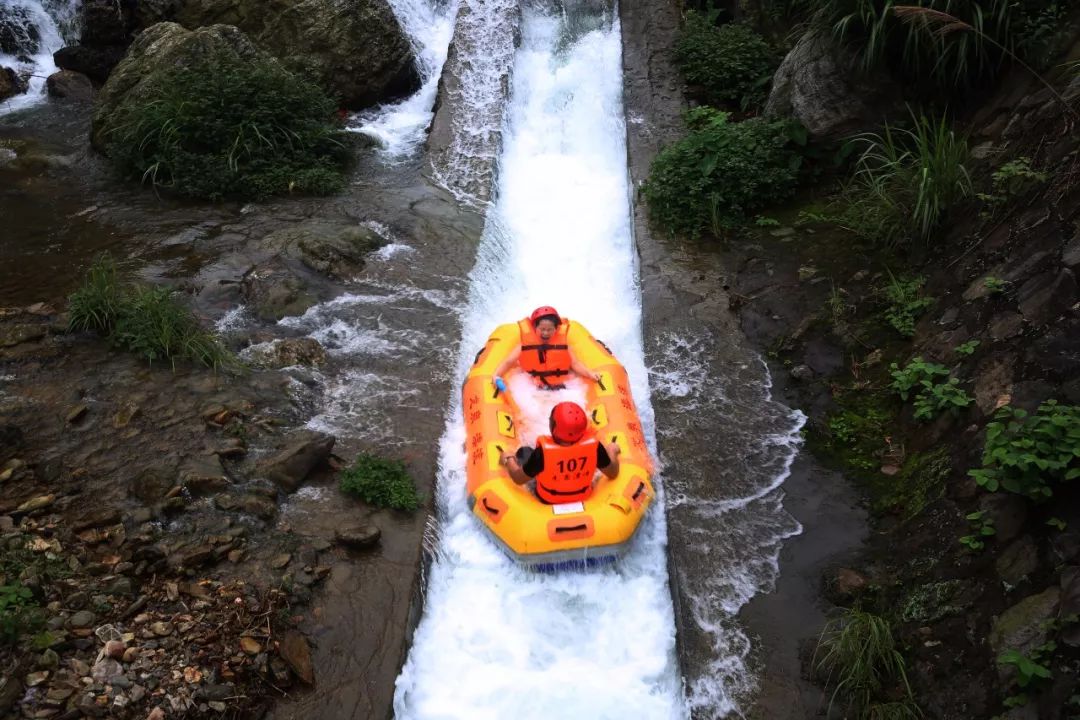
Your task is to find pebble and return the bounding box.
[68,610,96,629]
[105,640,126,659]
[149,621,173,637]
[271,553,291,569]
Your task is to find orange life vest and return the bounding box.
[534,435,598,504]
[517,318,571,388]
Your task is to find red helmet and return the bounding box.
[550,402,588,443]
[530,306,561,327]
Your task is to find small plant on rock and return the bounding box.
[983,276,1008,295]
[912,377,972,421]
[958,510,995,551]
[0,583,42,645]
[889,358,949,400]
[67,254,124,334]
[340,453,420,511]
[998,643,1054,690]
[882,274,934,337]
[954,340,980,356]
[969,400,1080,500]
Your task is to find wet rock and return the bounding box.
[53,44,127,83]
[149,621,173,637]
[68,610,96,629]
[1064,235,1080,270]
[765,27,897,141]
[214,493,277,521]
[106,576,135,596]
[175,0,419,109]
[80,0,136,46]
[0,322,46,347]
[271,553,291,569]
[258,430,334,493]
[824,567,868,605]
[91,657,123,683]
[278,630,314,685]
[973,353,1015,415]
[240,636,262,655]
[1017,268,1077,326]
[179,456,229,496]
[978,493,1028,544]
[45,68,93,101]
[259,338,327,368]
[335,524,381,550]
[74,508,121,532]
[24,670,48,686]
[242,260,318,322]
[36,649,59,671]
[129,465,179,505]
[995,535,1038,586]
[259,221,386,279]
[15,494,55,513]
[990,587,1061,665]
[789,364,814,382]
[104,640,125,659]
[0,65,26,101]
[175,545,215,569]
[989,312,1024,342]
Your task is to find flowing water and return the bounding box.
[392,5,687,718]
[0,0,79,115]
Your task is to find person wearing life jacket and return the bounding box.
[501,402,621,504]
[492,306,601,390]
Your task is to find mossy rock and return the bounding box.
[900,579,965,624]
[174,0,419,108]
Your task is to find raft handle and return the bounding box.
[596,376,607,392]
[482,498,501,516]
[554,523,589,534]
[631,482,645,501]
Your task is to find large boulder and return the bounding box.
[258,430,335,493]
[46,70,94,101]
[764,26,896,141]
[90,22,265,151]
[174,0,419,109]
[53,44,127,83]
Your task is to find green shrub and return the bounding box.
[674,11,777,109]
[814,608,916,717]
[849,114,972,246]
[969,400,1080,500]
[889,358,970,421]
[340,454,420,511]
[68,255,234,370]
[106,52,349,200]
[112,287,233,370]
[643,108,803,237]
[68,254,124,334]
[958,510,995,551]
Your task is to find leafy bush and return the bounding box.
[889,358,971,421]
[674,11,777,109]
[814,608,916,717]
[340,454,420,511]
[68,255,233,370]
[849,114,972,246]
[959,510,995,551]
[643,108,804,237]
[969,400,1080,500]
[106,52,349,200]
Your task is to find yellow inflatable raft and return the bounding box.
[462,319,655,570]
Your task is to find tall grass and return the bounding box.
[68,255,234,371]
[814,608,919,718]
[840,112,972,245]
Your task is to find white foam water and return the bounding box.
[350,0,456,157]
[393,6,687,719]
[0,0,78,116]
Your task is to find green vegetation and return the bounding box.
[0,583,41,645]
[978,156,1047,210]
[674,11,776,110]
[105,52,349,200]
[853,116,972,245]
[68,255,234,370]
[340,453,420,511]
[900,579,964,623]
[889,358,971,421]
[958,510,995,551]
[643,108,804,237]
[999,644,1053,688]
[954,340,980,356]
[814,608,917,718]
[882,274,934,337]
[983,275,1008,294]
[969,400,1080,500]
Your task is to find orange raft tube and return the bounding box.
[462,320,655,570]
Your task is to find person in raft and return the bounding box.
[492,306,602,390]
[501,402,621,504]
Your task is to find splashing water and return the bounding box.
[0,0,79,115]
[393,5,687,718]
[351,0,456,157]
